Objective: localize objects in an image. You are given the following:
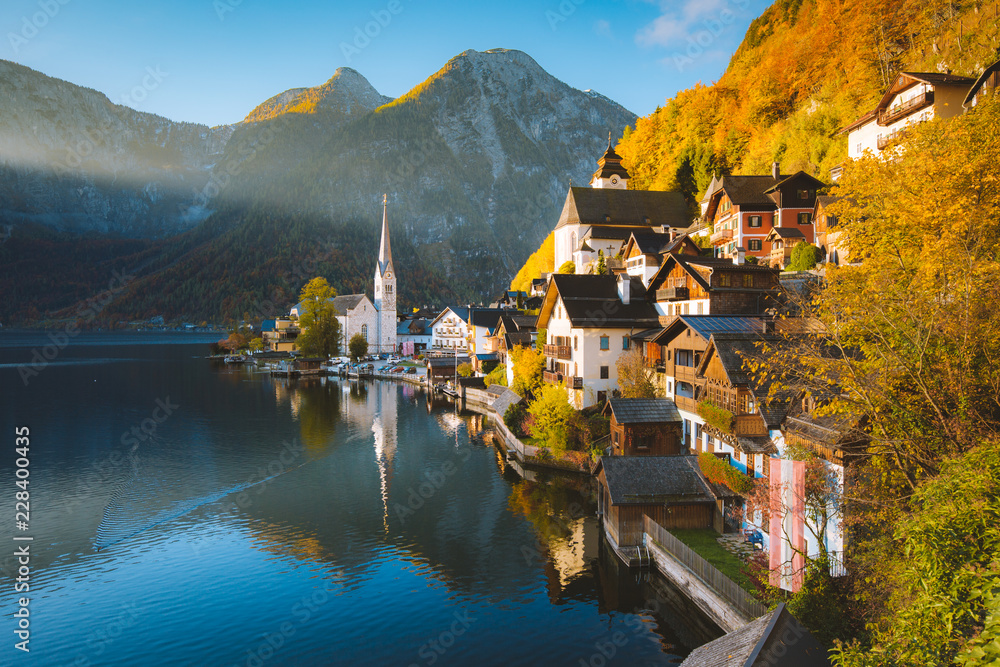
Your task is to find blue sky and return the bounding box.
[4,0,771,127]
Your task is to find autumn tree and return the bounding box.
[348,333,368,361]
[510,344,545,399]
[557,261,575,274]
[527,383,576,455]
[295,277,341,357]
[615,348,657,398]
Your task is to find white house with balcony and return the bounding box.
[535,273,660,409]
[429,307,471,351]
[840,71,974,158]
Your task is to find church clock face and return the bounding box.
[610,175,619,185]
[385,271,392,279]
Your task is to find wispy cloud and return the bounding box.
[636,0,732,47]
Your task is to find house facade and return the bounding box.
[646,254,781,321]
[536,273,659,409]
[841,71,975,158]
[429,307,470,351]
[700,166,824,262]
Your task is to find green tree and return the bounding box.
[595,249,607,275]
[787,242,822,271]
[485,364,507,387]
[510,345,545,399]
[615,348,657,398]
[295,277,342,357]
[348,333,368,361]
[248,337,264,353]
[527,383,576,455]
[456,362,474,377]
[558,261,575,274]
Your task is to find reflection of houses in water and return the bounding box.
[542,516,600,590]
[271,378,303,418]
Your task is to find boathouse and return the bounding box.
[595,455,717,549]
[604,398,684,456]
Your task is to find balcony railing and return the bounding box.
[710,228,733,246]
[734,413,768,436]
[876,129,906,150]
[655,286,689,301]
[878,89,933,126]
[544,344,572,360]
[543,371,583,388]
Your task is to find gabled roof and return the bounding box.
[647,253,779,294]
[651,315,766,346]
[291,294,369,317]
[398,318,430,335]
[622,231,678,259]
[605,398,682,424]
[712,175,782,209]
[697,333,780,386]
[490,387,523,419]
[537,274,659,329]
[876,71,976,113]
[556,187,690,229]
[430,306,470,327]
[764,227,807,241]
[679,603,830,667]
[965,58,1000,106]
[468,308,506,329]
[763,171,826,195]
[595,456,717,505]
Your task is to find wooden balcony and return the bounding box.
[734,413,768,436]
[878,89,933,126]
[543,370,583,388]
[543,344,572,360]
[655,286,689,301]
[710,228,733,246]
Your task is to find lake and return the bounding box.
[0,332,720,666]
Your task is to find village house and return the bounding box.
[429,307,470,351]
[700,166,825,262]
[840,71,975,158]
[465,308,508,374]
[291,294,379,357]
[620,231,702,287]
[262,317,299,352]
[595,456,720,551]
[535,273,660,409]
[964,58,1000,109]
[397,317,432,356]
[764,227,806,269]
[813,195,849,267]
[487,314,537,385]
[603,398,684,457]
[552,140,690,274]
[646,253,781,321]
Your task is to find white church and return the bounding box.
[291,196,398,355]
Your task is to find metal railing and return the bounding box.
[643,516,766,620]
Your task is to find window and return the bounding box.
[676,381,694,398]
[597,391,607,405]
[676,349,694,367]
[748,215,762,228]
[797,189,810,200]
[748,239,762,251]
[600,335,609,350]
[600,366,609,379]
[622,336,629,351]
[719,273,731,287]
[667,381,672,394]
[798,212,812,225]
[573,336,578,351]
[361,324,368,341]
[742,273,753,288]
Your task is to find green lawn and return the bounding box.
[669,528,759,596]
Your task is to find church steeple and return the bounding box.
[590,132,630,189]
[377,193,394,277]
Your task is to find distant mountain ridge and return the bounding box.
[0,49,637,324]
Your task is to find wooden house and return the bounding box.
[594,456,718,549]
[764,227,806,269]
[603,398,684,456]
[646,253,781,321]
[813,195,848,266]
[426,354,471,383]
[620,231,702,287]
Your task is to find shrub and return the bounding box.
[504,403,526,436]
[788,242,822,271]
[485,364,507,387]
[456,362,474,377]
[697,400,734,433]
[526,383,575,454]
[698,451,755,495]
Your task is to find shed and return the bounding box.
[679,603,830,666]
[594,455,717,548]
[603,398,683,456]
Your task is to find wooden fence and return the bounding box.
[643,515,766,620]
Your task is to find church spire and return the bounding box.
[378,193,394,276]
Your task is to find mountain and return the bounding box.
[615,0,1000,201]
[0,59,234,238]
[0,49,637,325]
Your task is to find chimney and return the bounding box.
[617,274,631,305]
[669,227,678,241]
[734,247,746,265]
[772,161,780,179]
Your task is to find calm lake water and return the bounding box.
[0,332,720,666]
